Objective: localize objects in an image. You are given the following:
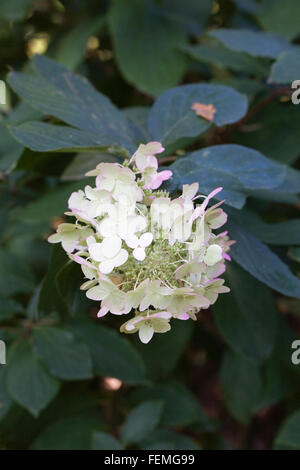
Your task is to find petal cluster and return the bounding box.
[49,141,233,343]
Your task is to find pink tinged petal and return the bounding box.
[138,324,154,344]
[223,252,231,261]
[152,311,172,320]
[200,187,223,214]
[125,323,136,331]
[133,247,146,261]
[97,305,109,317]
[71,254,96,270]
[191,206,202,222]
[176,313,189,320]
[125,234,139,249]
[158,170,172,181]
[139,232,153,247]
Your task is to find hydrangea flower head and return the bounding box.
[49,142,232,343]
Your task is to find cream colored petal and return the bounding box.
[138,324,154,344]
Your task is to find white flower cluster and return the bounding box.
[49,142,233,343]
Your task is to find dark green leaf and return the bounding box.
[33,326,93,380]
[228,222,300,299]
[149,84,248,146]
[209,28,292,58]
[181,43,269,76]
[259,0,300,40]
[214,263,278,362]
[131,380,213,429]
[120,400,163,446]
[7,341,60,416]
[269,50,300,84]
[109,0,187,96]
[31,415,103,450]
[274,410,300,449]
[221,351,262,424]
[69,319,146,384]
[134,319,193,381]
[92,431,123,450]
[8,55,136,152]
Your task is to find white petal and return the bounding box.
[99,259,115,274]
[101,236,122,258]
[138,324,154,344]
[99,217,118,238]
[204,244,223,266]
[89,243,105,262]
[112,248,128,267]
[48,233,61,244]
[133,247,146,261]
[125,234,139,249]
[86,285,108,301]
[139,232,153,247]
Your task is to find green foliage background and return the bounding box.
[0,0,300,450]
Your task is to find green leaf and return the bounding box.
[0,297,23,321]
[0,125,23,173]
[134,319,193,381]
[61,152,121,181]
[269,50,300,84]
[123,107,152,143]
[181,43,269,76]
[92,431,123,450]
[259,0,300,40]
[141,429,200,450]
[221,351,262,424]
[38,245,68,317]
[109,0,187,96]
[19,180,90,223]
[0,249,35,296]
[249,166,300,204]
[228,222,300,299]
[161,0,213,35]
[0,0,34,21]
[69,319,146,384]
[214,263,278,362]
[228,207,300,245]
[7,341,60,417]
[33,326,93,380]
[131,380,213,429]
[31,415,103,450]
[236,101,300,164]
[0,368,12,422]
[209,28,292,58]
[120,400,163,446]
[149,84,248,146]
[274,410,300,449]
[168,144,285,209]
[55,16,105,70]
[185,144,285,190]
[8,55,136,152]
[9,121,115,153]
